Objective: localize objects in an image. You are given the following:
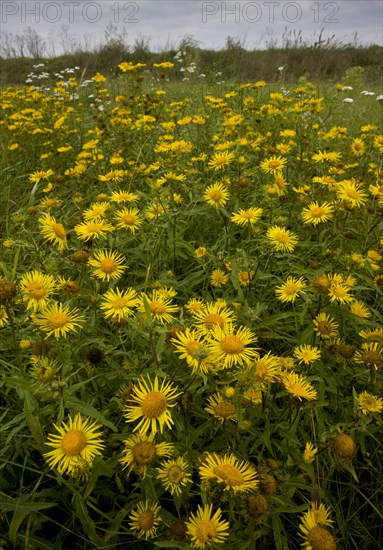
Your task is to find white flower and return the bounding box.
[342,85,353,91]
[361,90,375,96]
[343,98,354,103]
[377,94,383,102]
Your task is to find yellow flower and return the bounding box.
[20,270,56,312]
[283,372,317,401]
[207,323,258,369]
[294,344,321,365]
[138,290,178,324]
[328,282,353,304]
[208,151,235,170]
[231,207,263,226]
[186,504,229,549]
[357,391,383,415]
[128,501,161,540]
[350,137,365,156]
[109,189,140,203]
[354,342,383,368]
[199,453,259,493]
[119,432,173,477]
[29,169,54,183]
[74,220,114,241]
[172,328,212,374]
[205,393,237,423]
[192,302,236,334]
[275,276,307,303]
[44,413,104,476]
[33,302,84,339]
[244,352,281,386]
[210,269,229,287]
[204,182,229,208]
[303,442,318,464]
[114,207,143,233]
[156,457,191,495]
[123,376,182,435]
[336,179,367,207]
[266,225,298,252]
[302,202,334,225]
[350,300,371,319]
[312,150,342,163]
[100,287,139,321]
[313,312,338,339]
[38,213,67,252]
[260,155,287,174]
[88,249,127,282]
[83,201,109,221]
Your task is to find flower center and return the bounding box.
[111,297,128,309]
[275,231,288,243]
[150,301,167,315]
[53,223,66,239]
[28,282,47,299]
[132,441,157,464]
[214,401,236,418]
[48,311,69,328]
[99,258,118,273]
[138,510,155,531]
[141,391,167,418]
[307,526,336,550]
[255,362,267,381]
[221,334,244,354]
[61,429,86,455]
[213,464,244,486]
[122,214,135,225]
[311,207,324,218]
[285,282,299,295]
[268,161,281,169]
[317,321,333,335]
[360,351,383,366]
[196,521,217,543]
[167,464,184,484]
[210,190,223,201]
[204,313,224,330]
[185,340,203,357]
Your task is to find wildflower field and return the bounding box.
[1,59,383,549]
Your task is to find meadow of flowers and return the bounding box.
[0,59,383,549]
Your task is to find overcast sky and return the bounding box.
[1,1,382,53]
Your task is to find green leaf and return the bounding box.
[64,396,118,431]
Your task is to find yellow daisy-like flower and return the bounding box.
[354,342,383,368]
[114,207,143,233]
[29,169,54,183]
[303,442,318,464]
[244,352,281,386]
[207,323,258,369]
[210,269,229,287]
[350,300,371,319]
[33,302,84,339]
[20,270,56,312]
[128,501,161,540]
[359,327,383,343]
[119,432,173,477]
[38,213,67,252]
[88,249,127,282]
[302,201,334,225]
[186,504,229,549]
[172,328,212,374]
[205,393,237,423]
[192,302,237,334]
[300,525,337,550]
[208,150,235,170]
[350,137,365,156]
[138,290,179,324]
[123,376,182,435]
[83,201,109,221]
[100,287,139,321]
[336,179,367,208]
[313,312,338,339]
[266,225,299,253]
[312,150,341,163]
[357,391,383,415]
[231,207,263,226]
[203,182,229,209]
[156,457,192,495]
[299,503,335,550]
[275,276,307,303]
[44,413,104,476]
[199,453,259,493]
[74,220,114,241]
[185,297,205,315]
[109,189,140,203]
[260,155,287,174]
[294,344,321,365]
[328,282,353,304]
[283,372,317,401]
